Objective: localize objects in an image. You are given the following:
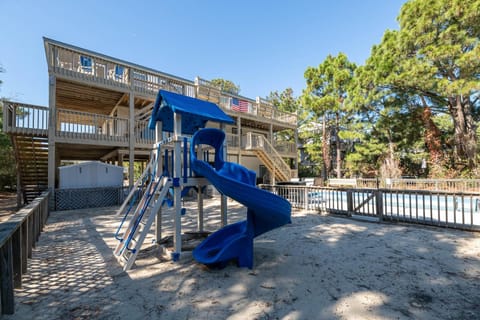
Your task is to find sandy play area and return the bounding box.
[3,196,480,319]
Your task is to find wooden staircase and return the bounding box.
[245,132,291,182]
[253,149,290,182]
[12,136,49,204]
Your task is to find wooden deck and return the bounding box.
[44,37,297,130]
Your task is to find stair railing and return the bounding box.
[245,132,291,180]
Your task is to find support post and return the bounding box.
[47,75,56,208]
[21,223,28,274]
[304,187,309,210]
[173,112,182,258]
[128,92,135,188]
[376,190,384,220]
[220,123,227,227]
[237,116,242,164]
[155,122,163,176]
[197,187,204,232]
[294,126,299,173]
[347,190,353,214]
[195,145,204,232]
[155,206,162,244]
[269,123,273,146]
[0,240,14,315]
[12,230,22,289]
[117,154,123,167]
[155,122,163,244]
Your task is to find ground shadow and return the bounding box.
[4,197,480,319]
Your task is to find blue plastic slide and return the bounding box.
[190,128,292,268]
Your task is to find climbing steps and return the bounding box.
[114,176,172,271]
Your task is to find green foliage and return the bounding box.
[210,78,240,95]
[302,53,357,178]
[268,88,299,114]
[381,0,479,168]
[268,88,303,143]
[0,100,16,190]
[336,0,480,177]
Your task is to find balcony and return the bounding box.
[196,78,297,128]
[2,101,155,148]
[44,38,297,129]
[45,38,196,98]
[3,102,295,157]
[225,133,296,157]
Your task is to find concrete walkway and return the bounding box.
[3,196,480,319]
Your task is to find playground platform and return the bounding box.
[3,196,480,320]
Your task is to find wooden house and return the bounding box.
[2,37,298,204]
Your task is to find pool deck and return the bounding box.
[3,196,480,320]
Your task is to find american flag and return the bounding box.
[231,98,249,112]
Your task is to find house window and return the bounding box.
[114,65,124,81]
[133,70,146,81]
[80,56,93,73]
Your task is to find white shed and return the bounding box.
[59,161,124,189]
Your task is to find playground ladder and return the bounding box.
[116,154,156,217]
[114,176,172,271]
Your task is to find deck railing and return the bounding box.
[0,191,50,315]
[48,41,297,127]
[3,103,154,146]
[134,120,155,146]
[2,101,49,136]
[262,184,480,232]
[352,178,480,193]
[274,141,297,155]
[47,40,196,98]
[226,133,240,149]
[246,132,292,180]
[56,109,129,144]
[3,102,292,156]
[45,40,297,127]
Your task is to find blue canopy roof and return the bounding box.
[148,90,234,135]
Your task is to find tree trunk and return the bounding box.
[380,131,401,178]
[419,98,443,172]
[335,112,341,178]
[450,96,477,169]
[322,115,331,181]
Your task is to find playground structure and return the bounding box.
[114,90,292,271]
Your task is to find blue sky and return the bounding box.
[1,0,406,106]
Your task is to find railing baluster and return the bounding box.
[260,184,478,231]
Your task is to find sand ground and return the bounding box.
[0,192,18,222]
[3,196,480,320]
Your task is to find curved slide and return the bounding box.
[190,128,291,268]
